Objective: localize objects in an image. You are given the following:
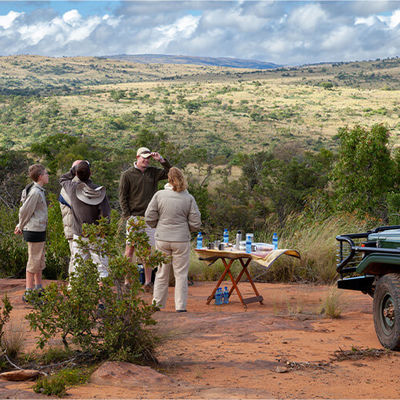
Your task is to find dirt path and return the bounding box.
[1,279,400,398]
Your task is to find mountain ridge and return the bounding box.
[102,54,281,69]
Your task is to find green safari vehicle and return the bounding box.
[336,225,400,350]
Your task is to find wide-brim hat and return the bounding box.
[136,147,152,158]
[76,182,106,205]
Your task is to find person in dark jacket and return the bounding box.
[60,161,111,280]
[119,147,171,292]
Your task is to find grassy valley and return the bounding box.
[1,55,400,154]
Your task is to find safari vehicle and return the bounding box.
[336,225,400,350]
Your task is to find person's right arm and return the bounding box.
[118,172,131,218]
[59,169,75,187]
[16,190,40,231]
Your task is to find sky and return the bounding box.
[0,1,400,65]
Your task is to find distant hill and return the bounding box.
[103,54,281,70]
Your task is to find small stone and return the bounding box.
[275,366,289,373]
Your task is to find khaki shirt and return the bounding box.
[145,184,201,242]
[18,182,48,232]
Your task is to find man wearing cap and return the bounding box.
[119,147,171,292]
[60,161,111,280]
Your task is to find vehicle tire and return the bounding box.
[373,273,400,350]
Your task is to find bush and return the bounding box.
[0,205,26,278]
[26,213,167,363]
[34,366,94,397]
[44,194,70,279]
[0,295,12,370]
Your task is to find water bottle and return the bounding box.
[223,229,229,244]
[272,232,278,250]
[137,264,145,284]
[215,287,222,305]
[246,234,252,253]
[223,286,229,304]
[197,232,203,249]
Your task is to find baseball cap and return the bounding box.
[136,147,152,158]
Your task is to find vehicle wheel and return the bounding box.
[373,274,400,350]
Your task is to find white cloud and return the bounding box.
[288,3,327,33]
[0,10,22,29]
[63,9,81,26]
[355,16,377,27]
[378,9,400,28]
[1,2,400,64]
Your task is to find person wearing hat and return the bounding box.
[119,147,171,292]
[60,161,111,280]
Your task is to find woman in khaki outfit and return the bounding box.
[145,167,201,312]
[14,164,48,302]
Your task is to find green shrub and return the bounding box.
[0,205,27,278]
[0,295,12,370]
[34,375,66,397]
[26,213,167,363]
[34,366,94,397]
[44,194,69,279]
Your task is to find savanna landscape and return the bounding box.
[2,54,400,398]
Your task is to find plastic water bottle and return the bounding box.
[246,234,252,253]
[223,286,229,304]
[197,232,203,249]
[137,264,145,284]
[272,232,278,250]
[223,229,229,244]
[215,288,222,305]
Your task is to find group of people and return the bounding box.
[15,147,201,312]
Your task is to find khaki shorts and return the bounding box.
[126,216,155,247]
[27,241,46,273]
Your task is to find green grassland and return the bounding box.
[1,55,400,155]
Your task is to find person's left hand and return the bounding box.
[14,226,22,235]
[151,152,163,162]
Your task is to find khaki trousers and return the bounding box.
[153,240,190,311]
[27,241,46,273]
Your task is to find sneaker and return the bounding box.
[143,282,153,294]
[22,290,32,303]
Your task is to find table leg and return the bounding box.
[206,258,234,304]
[228,258,251,297]
[239,258,264,304]
[226,266,247,309]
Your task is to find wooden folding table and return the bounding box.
[195,247,301,309]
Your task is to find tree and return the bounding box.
[332,124,394,219]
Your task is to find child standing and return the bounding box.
[14,164,49,302]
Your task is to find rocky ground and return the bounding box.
[1,278,400,399]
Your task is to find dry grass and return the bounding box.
[1,317,26,359]
[320,286,342,319]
